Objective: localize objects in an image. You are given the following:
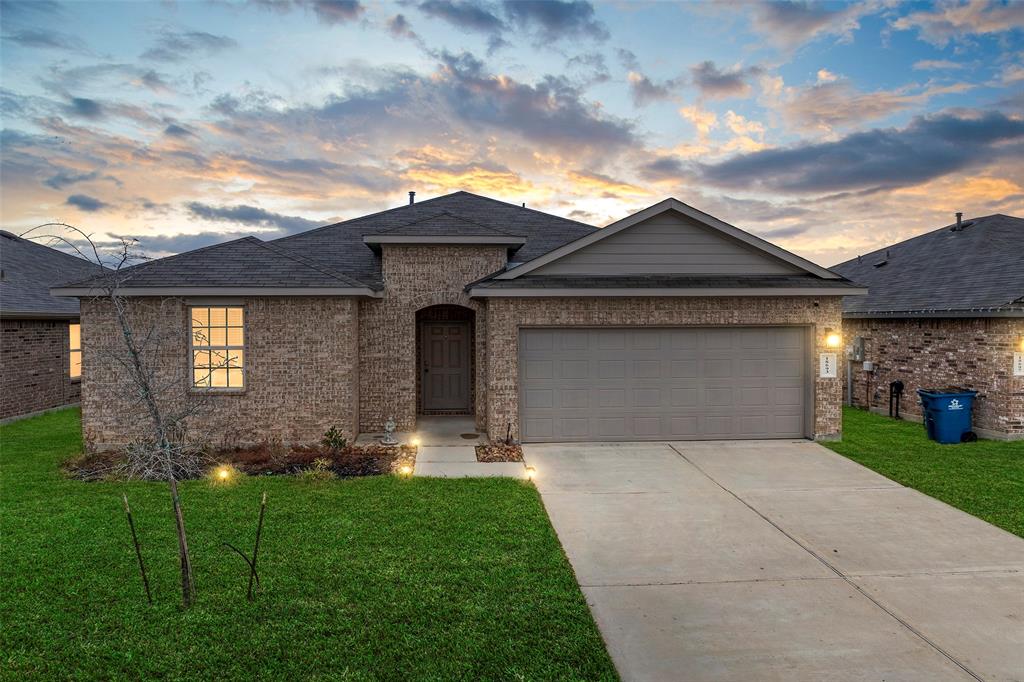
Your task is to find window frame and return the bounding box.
[188,305,247,393]
[69,321,81,381]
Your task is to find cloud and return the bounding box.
[773,77,975,131]
[66,194,109,212]
[387,13,416,38]
[502,0,608,42]
[627,71,684,106]
[816,68,837,83]
[185,202,320,233]
[64,96,103,119]
[417,0,506,35]
[745,0,874,50]
[565,170,650,197]
[44,169,101,190]
[164,123,194,138]
[637,156,685,182]
[893,0,1024,47]
[2,28,88,53]
[698,110,1024,194]
[133,231,248,256]
[679,104,717,138]
[306,0,365,25]
[690,61,763,99]
[913,59,965,71]
[141,29,237,62]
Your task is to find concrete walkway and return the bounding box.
[414,445,527,478]
[524,440,1024,682]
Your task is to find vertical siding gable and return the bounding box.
[530,211,804,276]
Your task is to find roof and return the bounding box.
[60,192,597,294]
[832,214,1024,318]
[54,236,375,296]
[273,191,596,287]
[469,274,865,297]
[0,230,103,318]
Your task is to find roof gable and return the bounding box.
[498,199,839,280]
[833,214,1024,317]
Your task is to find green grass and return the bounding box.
[0,409,617,681]
[825,407,1024,538]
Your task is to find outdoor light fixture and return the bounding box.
[217,466,231,481]
[399,465,413,476]
[410,437,421,447]
[524,465,537,480]
[824,328,842,348]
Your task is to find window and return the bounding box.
[190,306,244,389]
[69,323,81,379]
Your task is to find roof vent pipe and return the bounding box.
[409,191,416,205]
[955,212,963,230]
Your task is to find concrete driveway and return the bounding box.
[524,440,1024,682]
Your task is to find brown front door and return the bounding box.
[420,321,471,412]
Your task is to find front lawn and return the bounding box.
[825,407,1024,538]
[0,408,617,680]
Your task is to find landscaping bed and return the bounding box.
[66,442,417,481]
[825,406,1024,538]
[476,443,524,462]
[1,408,618,680]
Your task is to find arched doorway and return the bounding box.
[416,304,475,415]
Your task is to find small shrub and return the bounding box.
[321,426,348,452]
[298,457,336,483]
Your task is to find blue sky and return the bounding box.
[1,0,1022,266]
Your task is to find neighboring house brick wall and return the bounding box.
[358,245,506,433]
[1,318,80,420]
[80,296,359,449]
[844,317,1024,438]
[484,296,844,442]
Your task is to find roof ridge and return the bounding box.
[447,191,598,229]
[253,239,369,287]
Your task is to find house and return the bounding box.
[53,191,865,449]
[833,214,1024,440]
[1,230,101,421]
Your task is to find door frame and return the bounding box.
[419,319,472,414]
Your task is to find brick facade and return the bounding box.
[357,245,506,433]
[483,296,845,442]
[1,318,80,420]
[79,297,359,449]
[844,317,1024,439]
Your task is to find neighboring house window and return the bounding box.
[190,306,245,389]
[69,323,81,379]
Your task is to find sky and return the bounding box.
[1,0,1022,267]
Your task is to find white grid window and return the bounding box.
[190,306,244,389]
[69,323,81,379]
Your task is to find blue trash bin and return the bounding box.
[916,389,978,444]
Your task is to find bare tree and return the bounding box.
[23,223,229,608]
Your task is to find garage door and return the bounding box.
[519,327,807,442]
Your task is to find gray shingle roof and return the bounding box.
[469,274,863,291]
[0,231,103,317]
[832,214,1024,317]
[273,191,596,287]
[63,236,368,289]
[373,210,526,237]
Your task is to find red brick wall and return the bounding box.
[1,318,80,420]
[844,317,1024,438]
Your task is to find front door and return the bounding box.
[420,321,471,412]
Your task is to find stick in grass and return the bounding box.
[122,493,153,605]
[247,492,267,602]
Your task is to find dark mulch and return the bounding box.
[65,442,417,480]
[223,442,417,478]
[476,443,524,462]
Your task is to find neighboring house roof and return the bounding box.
[832,214,1024,318]
[0,230,102,318]
[53,236,377,297]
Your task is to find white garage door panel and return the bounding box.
[519,327,807,442]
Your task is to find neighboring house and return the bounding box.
[833,214,1024,440]
[1,230,101,421]
[54,191,864,449]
